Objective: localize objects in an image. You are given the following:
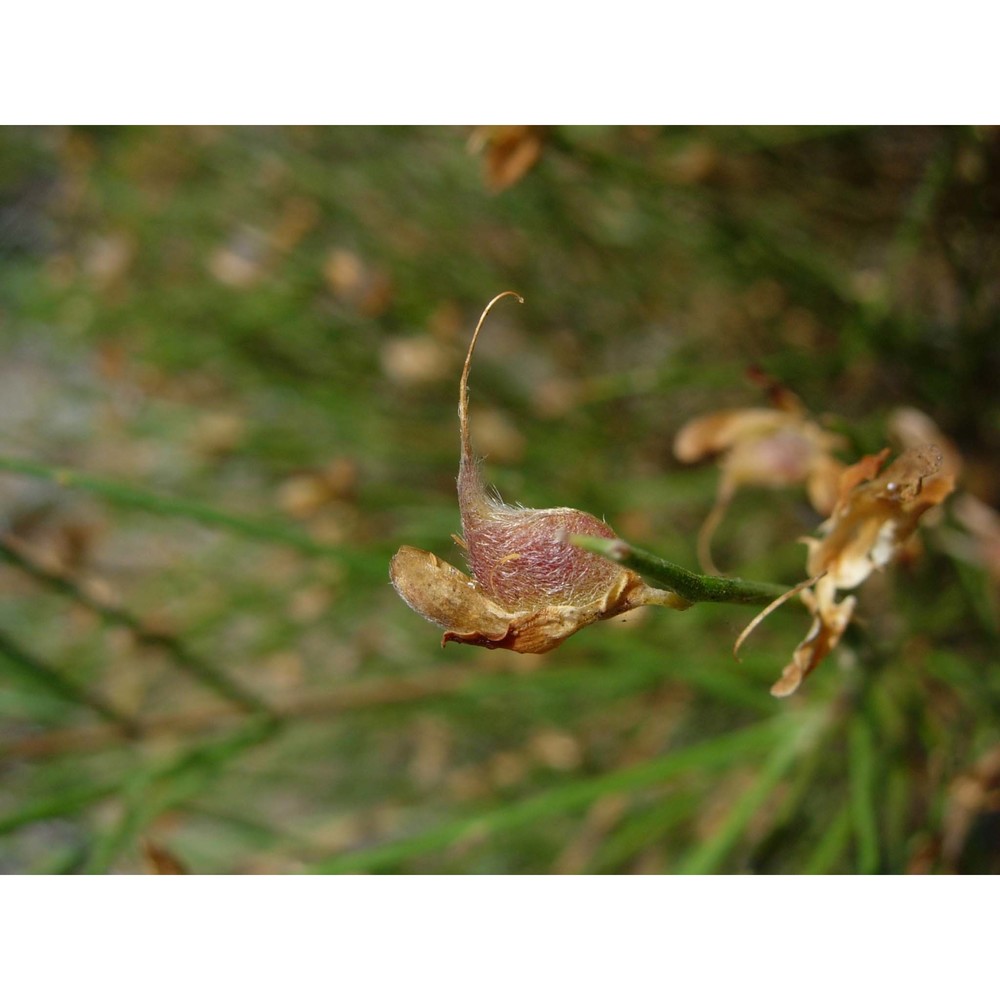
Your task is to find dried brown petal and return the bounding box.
[768,445,956,696]
[736,441,958,697]
[674,408,791,463]
[770,582,855,698]
[888,407,963,483]
[390,545,512,643]
[806,446,955,589]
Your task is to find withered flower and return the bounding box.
[888,407,963,484]
[745,444,957,697]
[391,292,687,654]
[467,127,546,193]
[950,493,1000,589]
[674,376,845,573]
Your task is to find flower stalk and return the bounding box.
[567,534,789,607]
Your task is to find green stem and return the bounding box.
[0,532,276,719]
[0,454,344,560]
[311,716,791,873]
[0,629,140,737]
[569,534,789,606]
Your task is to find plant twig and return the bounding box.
[569,534,790,606]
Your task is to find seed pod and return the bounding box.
[391,292,685,653]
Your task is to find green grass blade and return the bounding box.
[0,629,139,735]
[674,713,818,874]
[801,803,852,874]
[0,454,346,560]
[0,781,120,836]
[0,533,275,718]
[848,715,881,874]
[81,717,281,873]
[311,716,794,873]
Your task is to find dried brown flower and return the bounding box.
[391,293,687,654]
[467,127,545,193]
[674,378,845,573]
[741,444,957,697]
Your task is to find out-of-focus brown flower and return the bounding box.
[674,380,845,573]
[888,407,963,483]
[391,293,688,655]
[752,445,957,697]
[468,127,546,193]
[955,494,1000,570]
[142,839,188,874]
[950,493,1000,598]
[276,457,358,520]
[890,410,997,598]
[323,247,393,317]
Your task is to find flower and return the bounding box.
[760,444,956,697]
[674,376,845,573]
[391,293,687,654]
[950,493,1000,588]
[391,541,682,654]
[467,127,546,193]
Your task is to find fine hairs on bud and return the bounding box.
[389,292,683,655]
[456,291,622,612]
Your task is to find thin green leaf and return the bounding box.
[675,712,820,874]
[311,716,794,874]
[0,629,139,735]
[0,454,346,560]
[849,715,881,874]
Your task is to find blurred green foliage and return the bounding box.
[0,125,998,874]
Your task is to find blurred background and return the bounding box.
[0,125,997,874]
